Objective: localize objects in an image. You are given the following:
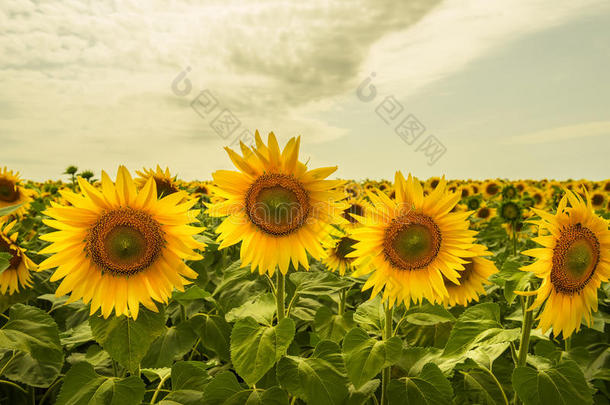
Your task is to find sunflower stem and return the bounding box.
[338,289,346,315]
[381,302,393,405]
[511,221,517,256]
[276,271,285,323]
[512,295,535,405]
[565,336,571,352]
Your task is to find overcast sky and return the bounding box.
[1,0,609,182]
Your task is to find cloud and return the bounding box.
[359,0,607,100]
[506,121,610,145]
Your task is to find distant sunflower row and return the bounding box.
[0,132,609,339]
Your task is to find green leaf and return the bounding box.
[314,306,355,343]
[0,203,22,217]
[202,371,244,404]
[342,327,402,388]
[225,293,276,325]
[353,296,384,332]
[56,362,145,405]
[230,317,295,385]
[387,363,453,405]
[491,257,533,305]
[289,271,352,297]
[0,304,63,387]
[458,359,508,405]
[512,360,593,405]
[89,307,166,373]
[202,372,289,405]
[443,303,520,357]
[404,303,456,326]
[141,320,198,368]
[0,252,11,274]
[161,390,204,405]
[172,285,212,306]
[277,340,350,405]
[344,379,380,405]
[191,314,232,361]
[172,361,211,391]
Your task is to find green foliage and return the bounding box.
[230,316,295,385]
[0,304,63,387]
[277,340,350,405]
[387,363,453,405]
[512,360,594,405]
[56,362,145,405]
[342,327,402,388]
[89,307,166,373]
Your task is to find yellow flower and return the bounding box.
[0,218,37,295]
[323,230,358,276]
[348,172,476,308]
[206,131,347,276]
[39,166,204,319]
[438,244,498,306]
[135,165,180,198]
[520,190,610,338]
[0,167,35,217]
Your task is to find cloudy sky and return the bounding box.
[1,0,609,182]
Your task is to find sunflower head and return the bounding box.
[521,190,610,338]
[499,201,522,223]
[323,230,358,276]
[0,167,34,216]
[483,180,501,198]
[502,185,519,200]
[206,131,347,275]
[466,196,481,211]
[348,172,476,308]
[590,192,605,209]
[439,244,498,307]
[0,219,36,295]
[135,165,180,198]
[39,166,205,319]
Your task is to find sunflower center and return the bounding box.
[384,213,441,271]
[551,223,600,294]
[0,179,19,203]
[342,204,364,224]
[87,208,164,275]
[477,207,490,219]
[501,202,521,221]
[467,198,480,210]
[336,237,357,260]
[245,174,310,236]
[0,237,21,269]
[154,177,178,198]
[486,183,499,195]
[592,194,604,206]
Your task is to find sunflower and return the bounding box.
[482,180,501,199]
[602,180,610,193]
[38,166,204,319]
[475,204,496,222]
[0,167,35,216]
[590,192,606,210]
[348,172,476,308]
[341,197,372,229]
[135,165,180,198]
[438,244,498,307]
[206,131,347,276]
[520,190,610,338]
[498,201,522,223]
[190,181,211,199]
[323,230,358,276]
[0,218,37,295]
[502,185,519,200]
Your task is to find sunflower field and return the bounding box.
[2,133,610,405]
